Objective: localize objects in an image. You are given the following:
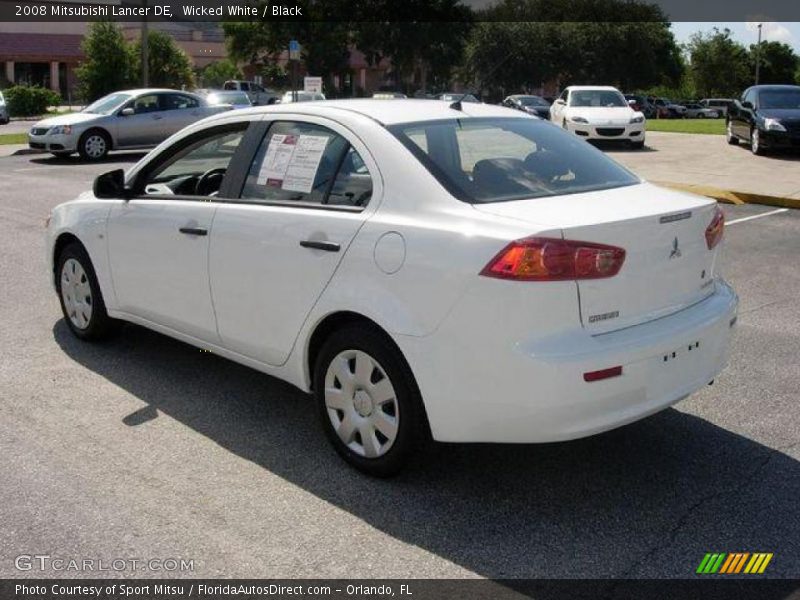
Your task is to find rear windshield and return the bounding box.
[388,117,639,204]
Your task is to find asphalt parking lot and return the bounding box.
[0,151,798,581]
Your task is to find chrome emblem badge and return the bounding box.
[669,237,682,259]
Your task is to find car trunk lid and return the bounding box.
[473,182,720,333]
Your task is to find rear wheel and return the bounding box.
[314,324,428,477]
[726,121,739,145]
[56,243,118,340]
[78,129,110,161]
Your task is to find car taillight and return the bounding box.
[480,237,626,281]
[705,206,724,250]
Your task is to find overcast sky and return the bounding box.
[667,22,799,51]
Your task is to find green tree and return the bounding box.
[750,41,799,85]
[200,59,242,88]
[687,28,750,97]
[128,30,195,90]
[75,22,130,102]
[463,1,682,98]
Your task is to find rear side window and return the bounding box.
[389,117,639,204]
[241,121,372,207]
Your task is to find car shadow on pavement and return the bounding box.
[30,152,147,166]
[53,320,800,581]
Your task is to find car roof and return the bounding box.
[227,99,518,126]
[566,86,620,91]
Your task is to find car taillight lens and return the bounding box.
[705,206,724,250]
[480,237,626,281]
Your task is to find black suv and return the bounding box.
[727,85,800,155]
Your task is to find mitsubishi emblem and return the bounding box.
[669,236,682,259]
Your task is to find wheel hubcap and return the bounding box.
[324,349,399,458]
[85,135,106,158]
[60,258,93,329]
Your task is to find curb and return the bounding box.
[654,181,800,210]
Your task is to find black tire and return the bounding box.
[750,127,765,156]
[630,140,645,150]
[51,151,72,159]
[314,323,429,477]
[78,128,110,161]
[56,242,118,340]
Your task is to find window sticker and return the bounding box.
[255,133,329,194]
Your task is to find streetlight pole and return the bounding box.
[755,23,762,85]
[141,0,149,87]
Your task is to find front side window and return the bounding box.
[389,117,639,204]
[241,121,372,207]
[138,125,247,197]
[129,94,160,114]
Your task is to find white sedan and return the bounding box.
[550,86,646,148]
[47,100,737,476]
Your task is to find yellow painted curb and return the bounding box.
[654,181,800,209]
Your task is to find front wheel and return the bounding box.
[750,127,765,155]
[726,121,739,145]
[630,140,645,150]
[56,243,118,340]
[314,324,428,477]
[78,129,110,161]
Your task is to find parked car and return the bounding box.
[651,97,687,119]
[372,92,407,99]
[28,89,230,160]
[502,94,551,119]
[437,92,480,103]
[550,86,646,148]
[205,90,253,110]
[222,80,279,106]
[726,84,800,155]
[624,94,656,119]
[47,99,737,475]
[280,90,327,103]
[684,103,720,119]
[699,98,734,117]
[0,91,8,124]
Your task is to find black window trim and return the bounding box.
[228,118,371,213]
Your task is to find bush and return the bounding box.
[3,85,62,117]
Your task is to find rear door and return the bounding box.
[209,117,380,366]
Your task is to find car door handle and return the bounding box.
[299,240,340,252]
[179,227,207,236]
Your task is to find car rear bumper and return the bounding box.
[399,279,737,443]
[567,122,645,141]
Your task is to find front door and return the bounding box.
[106,123,250,342]
[116,93,168,147]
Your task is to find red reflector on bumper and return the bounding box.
[583,366,623,382]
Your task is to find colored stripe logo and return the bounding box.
[697,553,773,574]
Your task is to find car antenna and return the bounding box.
[450,92,470,111]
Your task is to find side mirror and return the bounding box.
[627,99,637,105]
[93,169,128,199]
[741,101,753,110]
[555,98,565,105]
[120,107,135,117]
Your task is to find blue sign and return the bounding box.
[289,40,299,52]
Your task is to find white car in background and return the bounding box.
[0,91,9,125]
[47,100,736,476]
[280,91,326,103]
[551,86,646,148]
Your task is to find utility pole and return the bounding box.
[141,0,149,87]
[754,23,762,85]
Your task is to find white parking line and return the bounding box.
[727,208,789,225]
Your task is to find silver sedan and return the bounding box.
[28,89,230,160]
